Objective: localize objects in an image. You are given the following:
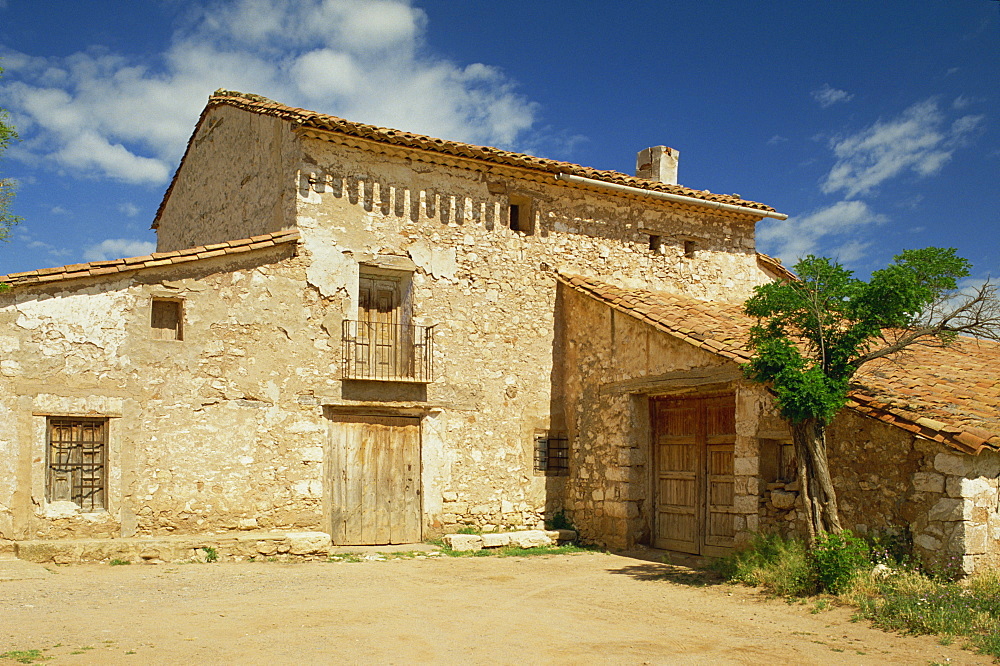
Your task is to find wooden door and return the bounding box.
[328,414,421,545]
[652,394,736,555]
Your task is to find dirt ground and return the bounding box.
[0,551,990,665]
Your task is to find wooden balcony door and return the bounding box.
[652,394,737,556]
[357,275,402,378]
[328,414,422,545]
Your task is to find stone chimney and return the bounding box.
[635,146,679,185]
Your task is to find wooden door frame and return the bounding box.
[649,390,736,557]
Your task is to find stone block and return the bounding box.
[913,533,942,551]
[547,529,577,543]
[770,490,797,510]
[965,524,988,554]
[256,541,278,556]
[287,531,332,555]
[911,472,945,494]
[733,495,758,513]
[481,533,511,548]
[512,530,552,548]
[928,498,963,522]
[733,457,758,476]
[934,453,971,476]
[444,534,482,551]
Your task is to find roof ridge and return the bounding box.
[0,229,299,289]
[197,90,776,210]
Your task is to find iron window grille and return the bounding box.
[534,431,569,475]
[341,320,435,382]
[47,417,108,511]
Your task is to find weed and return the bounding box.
[328,553,364,563]
[938,635,954,646]
[455,526,481,535]
[0,650,50,664]
[201,546,218,563]
[810,530,869,594]
[713,532,813,596]
[811,599,830,614]
[108,559,131,566]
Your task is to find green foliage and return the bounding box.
[856,570,1000,658]
[0,650,50,664]
[455,525,481,535]
[743,249,971,425]
[545,510,575,531]
[721,533,1000,659]
[108,559,131,566]
[0,64,21,251]
[201,546,218,563]
[809,530,870,593]
[714,532,814,596]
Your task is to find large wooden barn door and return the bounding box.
[328,414,421,545]
[652,394,736,556]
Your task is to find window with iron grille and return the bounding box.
[534,430,569,475]
[47,417,108,511]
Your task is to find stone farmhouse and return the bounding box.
[1,91,997,570]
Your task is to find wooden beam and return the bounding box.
[600,364,742,395]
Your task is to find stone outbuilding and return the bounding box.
[0,90,997,571]
[556,274,1000,572]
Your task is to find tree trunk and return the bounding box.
[791,419,843,545]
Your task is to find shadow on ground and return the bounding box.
[606,550,725,587]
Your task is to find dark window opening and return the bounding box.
[151,298,183,340]
[534,431,569,475]
[509,203,521,231]
[684,240,698,259]
[649,235,662,253]
[47,417,108,511]
[508,194,534,235]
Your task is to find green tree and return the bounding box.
[1,64,21,292]
[744,248,1000,543]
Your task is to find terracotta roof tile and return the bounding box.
[558,273,1000,455]
[153,90,777,228]
[0,229,299,289]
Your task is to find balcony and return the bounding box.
[341,320,435,383]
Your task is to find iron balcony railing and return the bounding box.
[341,320,435,382]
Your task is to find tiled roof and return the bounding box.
[153,90,776,228]
[558,273,1000,455]
[0,229,299,289]
[756,252,798,282]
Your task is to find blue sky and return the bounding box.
[1,0,998,285]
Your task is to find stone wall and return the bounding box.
[556,284,763,550]
[0,246,341,541]
[155,105,299,252]
[756,405,1000,574]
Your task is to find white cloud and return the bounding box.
[118,202,141,217]
[756,200,886,263]
[83,238,156,262]
[821,98,984,198]
[0,0,537,185]
[811,84,853,108]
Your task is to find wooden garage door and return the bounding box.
[328,414,421,546]
[652,394,736,556]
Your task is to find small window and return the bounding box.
[534,430,569,475]
[683,239,698,259]
[151,298,183,340]
[47,417,108,511]
[648,235,662,253]
[508,194,534,235]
